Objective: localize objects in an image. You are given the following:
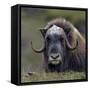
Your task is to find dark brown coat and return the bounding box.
[42,18,86,72]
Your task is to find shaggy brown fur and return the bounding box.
[41,18,86,72]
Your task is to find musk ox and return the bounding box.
[31,18,86,72]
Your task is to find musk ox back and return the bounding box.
[31,18,86,72]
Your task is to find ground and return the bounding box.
[21,71,86,83]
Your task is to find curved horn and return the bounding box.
[65,36,78,50]
[30,41,45,53]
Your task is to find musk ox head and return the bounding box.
[31,19,78,65]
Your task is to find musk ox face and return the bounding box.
[45,25,66,65]
[31,24,78,65]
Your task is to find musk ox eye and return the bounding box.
[59,36,64,42]
[46,36,50,42]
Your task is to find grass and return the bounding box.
[21,71,86,83]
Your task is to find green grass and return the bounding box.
[21,71,86,83]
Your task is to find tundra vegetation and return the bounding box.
[21,7,86,83]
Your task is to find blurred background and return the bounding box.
[21,7,86,77]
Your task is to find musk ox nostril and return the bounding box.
[51,54,59,59]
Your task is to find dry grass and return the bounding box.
[21,71,86,83]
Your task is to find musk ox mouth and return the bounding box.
[51,60,60,65]
[49,59,62,65]
[48,54,62,65]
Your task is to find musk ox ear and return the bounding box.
[40,28,47,37]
